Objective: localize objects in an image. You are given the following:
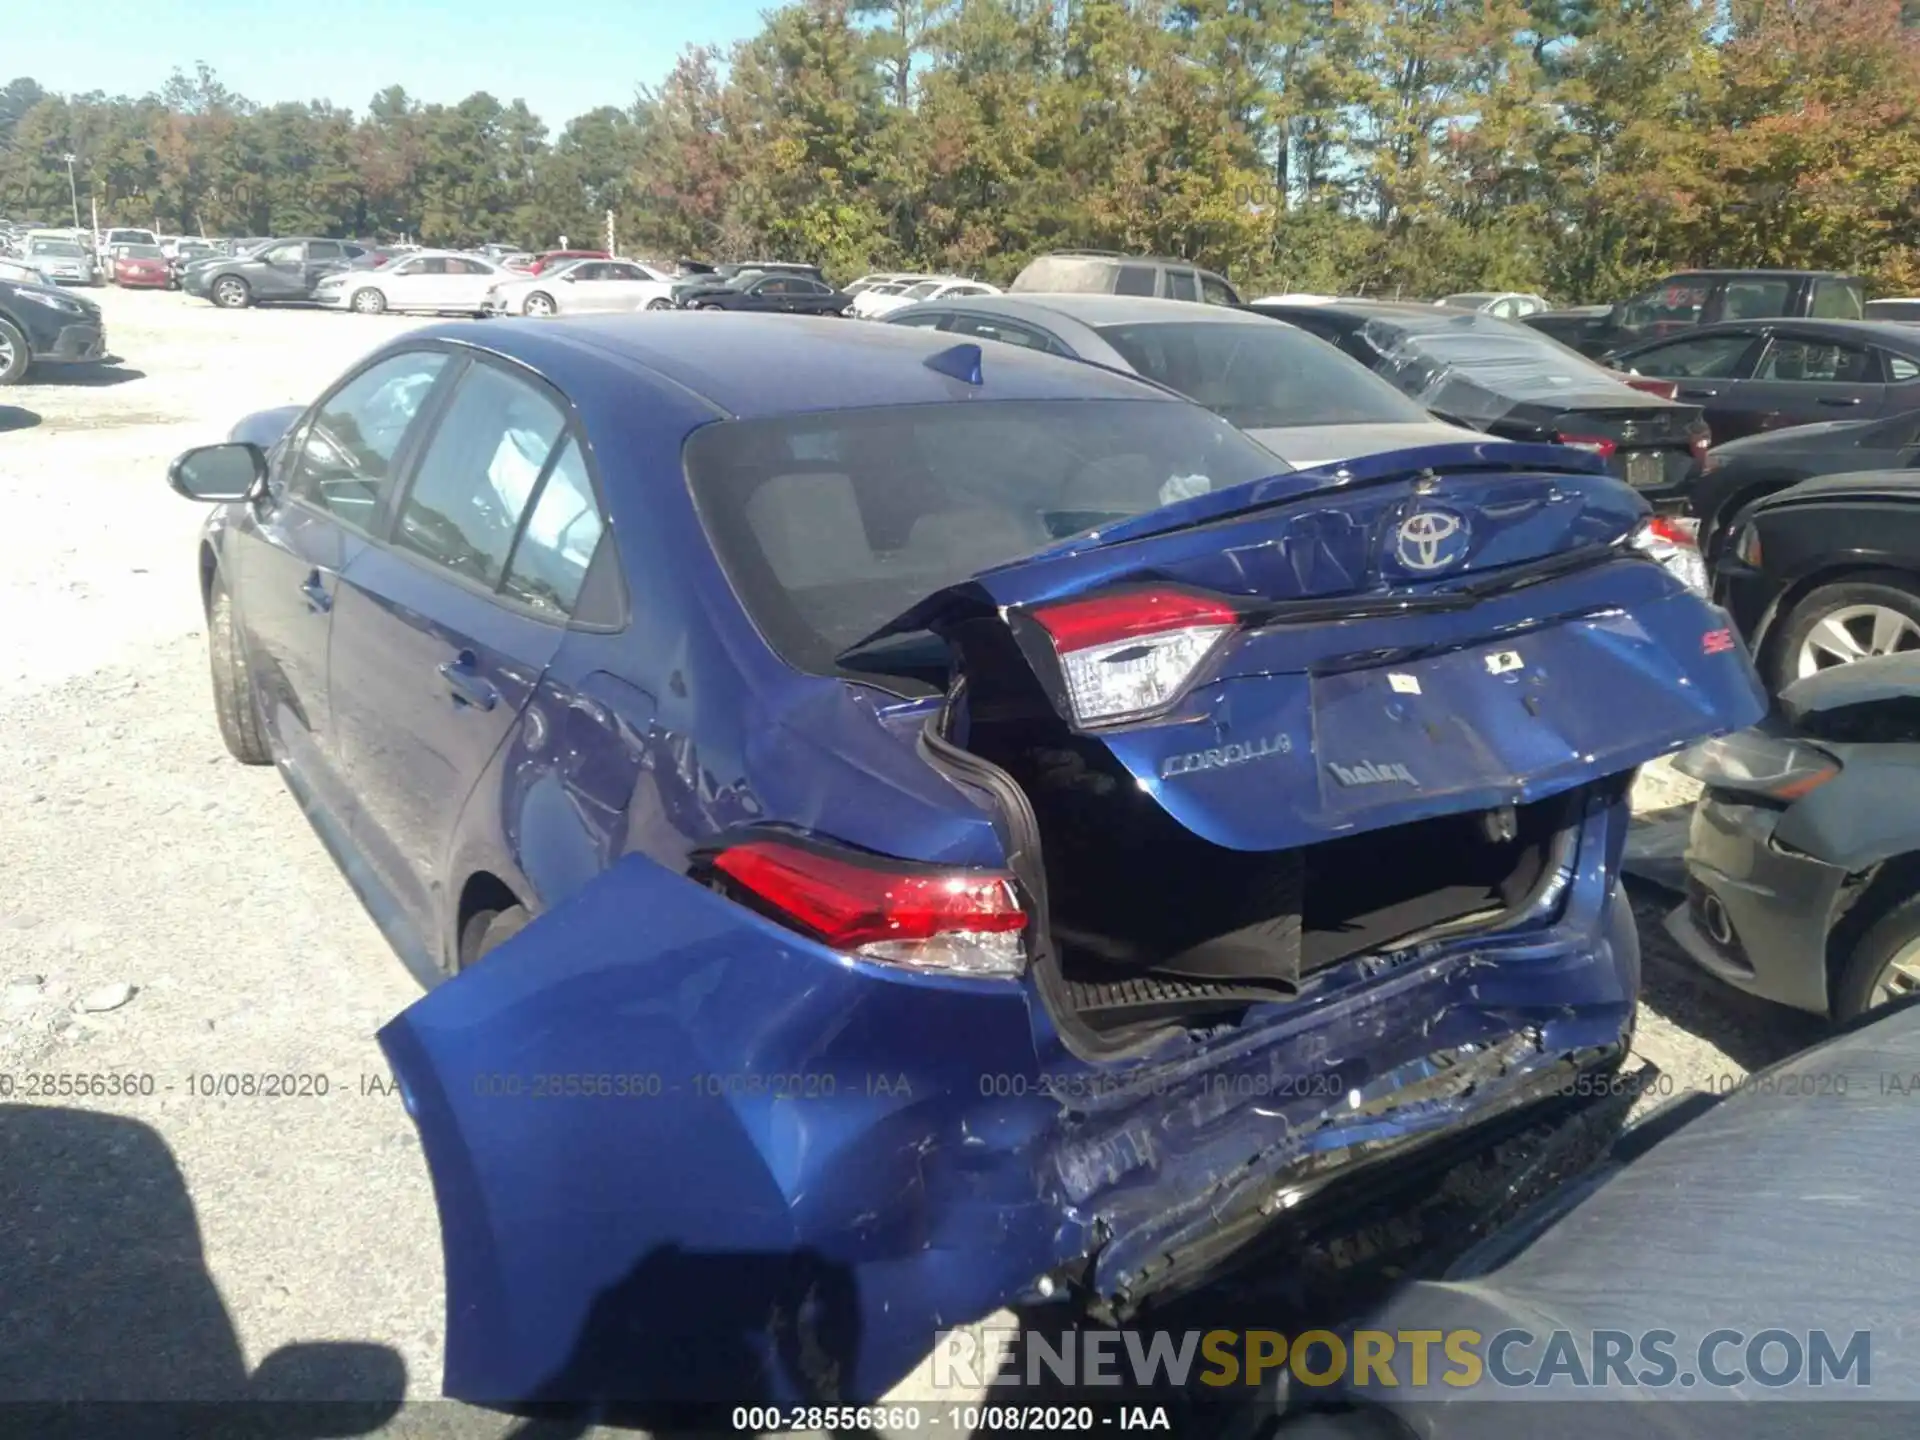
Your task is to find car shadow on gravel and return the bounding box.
[40,364,146,388]
[0,1103,404,1437]
[0,405,38,432]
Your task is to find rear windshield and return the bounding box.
[120,245,164,259]
[686,400,1288,674]
[1095,320,1435,429]
[30,241,84,256]
[1356,312,1634,412]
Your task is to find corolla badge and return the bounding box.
[1161,732,1293,779]
[1394,508,1471,574]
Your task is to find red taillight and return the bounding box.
[1032,590,1239,651]
[712,838,1027,976]
[1030,588,1240,726]
[1625,378,1680,400]
[1556,433,1617,459]
[1645,515,1698,546]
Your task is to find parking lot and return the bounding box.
[0,286,1825,1426]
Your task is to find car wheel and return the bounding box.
[207,571,271,765]
[1770,576,1920,690]
[350,286,387,315]
[0,317,29,386]
[211,275,252,309]
[646,297,673,311]
[1833,893,1920,1021]
[524,292,556,317]
[460,903,530,969]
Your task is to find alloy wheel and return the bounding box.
[525,294,555,317]
[1871,936,1920,1008]
[1795,604,1920,679]
[0,331,14,375]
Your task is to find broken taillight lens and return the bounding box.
[1629,515,1707,595]
[712,838,1028,976]
[1030,589,1240,726]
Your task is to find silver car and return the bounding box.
[25,238,98,286]
[882,294,1489,467]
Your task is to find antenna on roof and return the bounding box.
[923,342,984,385]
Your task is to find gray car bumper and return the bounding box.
[1665,794,1849,1015]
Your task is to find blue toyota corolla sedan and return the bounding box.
[168,313,1765,1411]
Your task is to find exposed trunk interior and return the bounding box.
[940,617,1581,1037]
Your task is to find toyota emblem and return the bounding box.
[1394,509,1471,574]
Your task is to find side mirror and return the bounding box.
[561,272,579,281]
[168,442,267,502]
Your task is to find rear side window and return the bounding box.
[1753,337,1875,383]
[1866,300,1920,323]
[1811,277,1865,320]
[1886,353,1920,382]
[289,350,450,530]
[502,437,605,618]
[1114,264,1157,297]
[394,364,567,589]
[310,241,343,261]
[948,314,1059,352]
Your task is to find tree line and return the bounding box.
[3,0,1919,303]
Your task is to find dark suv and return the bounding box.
[1525,270,1867,359]
[0,272,107,385]
[182,238,374,309]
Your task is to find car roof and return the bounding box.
[1763,468,1920,507]
[925,293,1270,328]
[1252,298,1448,322]
[405,311,1183,418]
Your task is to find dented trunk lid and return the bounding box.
[852,443,1768,851]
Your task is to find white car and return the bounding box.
[1436,291,1552,319]
[848,275,935,318]
[315,251,507,316]
[860,276,1001,319]
[483,258,677,317]
[96,227,158,269]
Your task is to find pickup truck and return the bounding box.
[1524,270,1866,359]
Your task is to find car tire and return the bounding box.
[1833,892,1920,1021]
[211,275,252,309]
[646,297,673,311]
[350,286,387,315]
[0,317,30,386]
[207,571,272,765]
[1768,575,1920,691]
[460,903,530,969]
[524,292,556,317]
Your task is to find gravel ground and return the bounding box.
[0,288,1826,1430]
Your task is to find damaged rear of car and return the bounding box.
[374,372,1765,1412]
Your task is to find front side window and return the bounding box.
[393,364,567,588]
[289,350,451,529]
[1165,269,1199,302]
[1717,279,1792,322]
[502,437,604,618]
[685,400,1289,675]
[261,242,303,266]
[1199,273,1239,306]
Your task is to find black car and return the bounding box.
[1665,656,1920,1020]
[181,237,374,309]
[1252,299,1709,505]
[1689,408,1920,565]
[1711,469,1920,690]
[0,272,107,385]
[1266,998,1920,1437]
[1607,318,1920,446]
[714,260,825,283]
[1523,268,1867,358]
[678,272,851,315]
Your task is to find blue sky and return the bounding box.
[14,0,772,134]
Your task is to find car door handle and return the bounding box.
[1676,386,1720,398]
[1818,396,1864,407]
[299,571,332,614]
[438,653,498,711]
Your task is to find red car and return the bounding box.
[513,248,610,276]
[112,245,173,288]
